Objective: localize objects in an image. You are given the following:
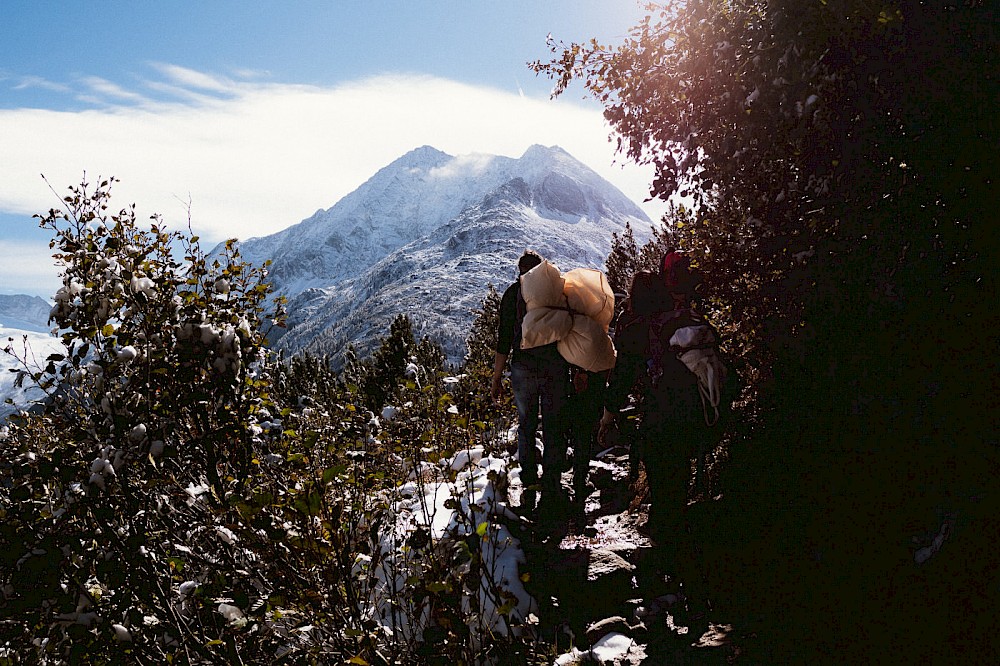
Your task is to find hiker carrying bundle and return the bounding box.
[491,251,571,511]
[599,252,728,540]
[518,258,617,507]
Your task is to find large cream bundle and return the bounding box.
[519,260,565,310]
[519,260,617,372]
[563,268,615,328]
[520,308,573,348]
[557,316,617,372]
[519,261,572,349]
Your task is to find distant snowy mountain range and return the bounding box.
[1,296,60,420]
[226,144,651,366]
[0,294,51,333]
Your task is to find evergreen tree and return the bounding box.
[362,313,416,410]
[413,335,446,375]
[457,285,509,421]
[462,284,501,376]
[605,220,639,296]
[339,343,364,390]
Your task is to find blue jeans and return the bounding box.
[510,352,570,488]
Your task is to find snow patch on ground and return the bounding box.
[357,440,538,648]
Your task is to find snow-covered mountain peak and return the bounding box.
[518,143,574,170]
[212,145,652,365]
[391,144,452,169]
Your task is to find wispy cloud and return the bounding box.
[79,76,155,106]
[229,67,271,81]
[0,66,664,250]
[150,63,238,94]
[13,76,71,94]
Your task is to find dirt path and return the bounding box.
[507,447,756,663]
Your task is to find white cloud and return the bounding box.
[150,63,236,93]
[0,240,61,298]
[13,75,71,94]
[0,68,666,249]
[79,76,154,106]
[428,153,498,181]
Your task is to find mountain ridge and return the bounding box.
[221,145,651,366]
[0,294,52,333]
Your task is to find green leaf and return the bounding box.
[476,521,489,537]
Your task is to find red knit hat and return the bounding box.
[660,251,698,292]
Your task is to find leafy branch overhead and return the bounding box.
[533,0,994,366]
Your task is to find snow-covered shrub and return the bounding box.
[264,339,546,664]
[0,177,286,663]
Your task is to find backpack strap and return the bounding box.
[513,283,527,350]
[645,308,694,388]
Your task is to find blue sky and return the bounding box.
[1,1,663,298]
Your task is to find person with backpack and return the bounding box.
[599,252,722,540]
[491,250,572,515]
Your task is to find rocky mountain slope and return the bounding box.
[225,145,651,366]
[0,294,51,333]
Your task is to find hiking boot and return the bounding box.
[637,515,680,544]
[680,598,712,641]
[636,520,660,541]
[536,489,571,522]
[515,488,538,516]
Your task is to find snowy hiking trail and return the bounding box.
[380,425,748,663]
[504,445,747,664]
